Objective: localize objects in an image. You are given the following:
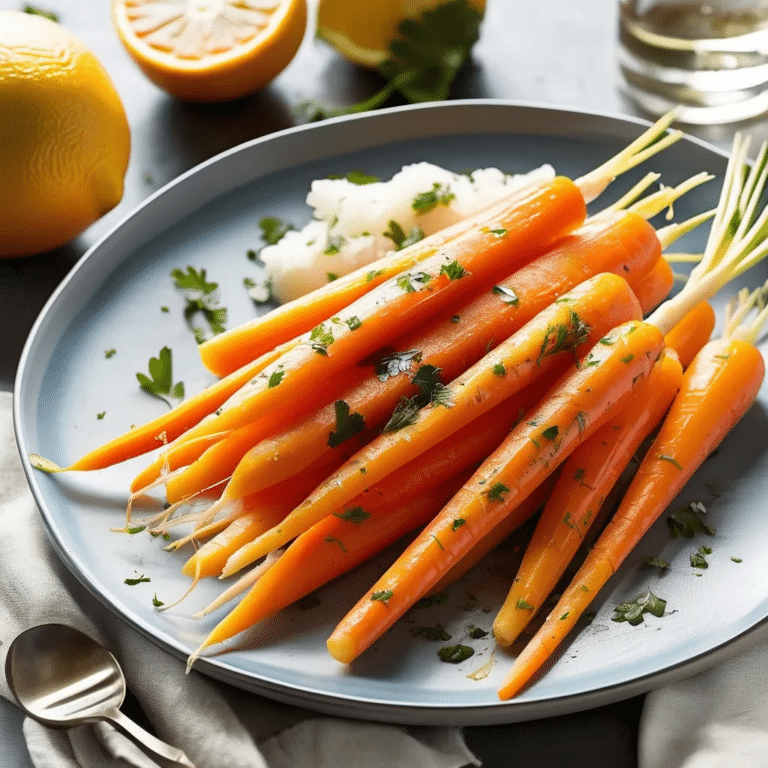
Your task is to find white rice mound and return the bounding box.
[261,161,556,303]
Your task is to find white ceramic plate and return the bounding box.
[14,101,768,726]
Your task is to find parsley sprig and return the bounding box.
[136,347,185,407]
[171,267,227,343]
[305,0,483,120]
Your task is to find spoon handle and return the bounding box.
[106,709,197,768]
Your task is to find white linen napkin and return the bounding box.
[0,391,479,768]
[639,624,768,768]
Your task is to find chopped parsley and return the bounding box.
[465,625,489,639]
[330,170,381,185]
[104,348,116,359]
[439,260,466,280]
[668,502,715,538]
[328,400,366,448]
[437,644,474,663]
[365,268,386,282]
[124,574,151,586]
[324,234,346,255]
[152,594,164,607]
[538,310,591,364]
[376,349,423,381]
[171,266,227,340]
[345,315,363,331]
[413,182,455,214]
[492,362,506,376]
[371,590,393,603]
[97,411,105,420]
[485,482,510,502]
[309,322,335,354]
[690,545,713,569]
[414,591,449,609]
[136,347,185,407]
[23,5,58,21]
[384,219,425,250]
[491,285,519,305]
[333,506,370,524]
[268,368,285,388]
[612,590,666,625]
[382,396,422,433]
[243,276,272,305]
[644,556,671,570]
[259,216,294,246]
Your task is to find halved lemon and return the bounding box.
[317,0,486,69]
[112,0,307,102]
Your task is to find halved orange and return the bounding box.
[112,0,307,102]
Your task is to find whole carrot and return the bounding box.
[492,349,683,648]
[491,299,714,647]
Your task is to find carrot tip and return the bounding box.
[29,454,64,473]
[326,634,357,665]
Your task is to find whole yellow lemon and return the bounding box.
[0,11,130,257]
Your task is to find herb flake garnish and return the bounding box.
[384,219,425,250]
[437,644,475,663]
[328,400,366,447]
[376,349,423,381]
[492,285,519,305]
[136,347,185,407]
[171,266,227,340]
[413,182,455,214]
[612,590,666,625]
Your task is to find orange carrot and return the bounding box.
[491,299,712,647]
[201,210,664,504]
[491,348,683,648]
[326,318,665,664]
[198,114,682,377]
[632,256,675,314]
[663,300,716,368]
[497,334,765,699]
[218,272,643,568]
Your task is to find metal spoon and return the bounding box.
[5,623,196,768]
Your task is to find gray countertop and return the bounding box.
[2,1,765,765]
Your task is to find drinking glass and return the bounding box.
[618,0,768,123]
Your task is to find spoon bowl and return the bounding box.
[6,623,196,768]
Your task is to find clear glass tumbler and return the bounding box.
[618,0,768,123]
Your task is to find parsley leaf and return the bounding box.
[384,219,425,250]
[612,590,666,625]
[306,0,483,120]
[136,347,185,407]
[328,400,366,447]
[412,183,455,214]
[492,285,519,305]
[24,5,58,21]
[259,216,294,246]
[437,644,475,663]
[171,267,227,340]
[124,574,151,586]
[668,502,716,538]
[333,506,371,524]
[411,623,452,641]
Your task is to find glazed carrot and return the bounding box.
[229,273,643,569]
[28,343,292,474]
[326,318,665,664]
[208,209,667,506]
[632,255,675,314]
[490,299,713,646]
[198,113,682,377]
[497,334,765,699]
[492,348,683,648]
[326,133,768,665]
[662,300,716,368]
